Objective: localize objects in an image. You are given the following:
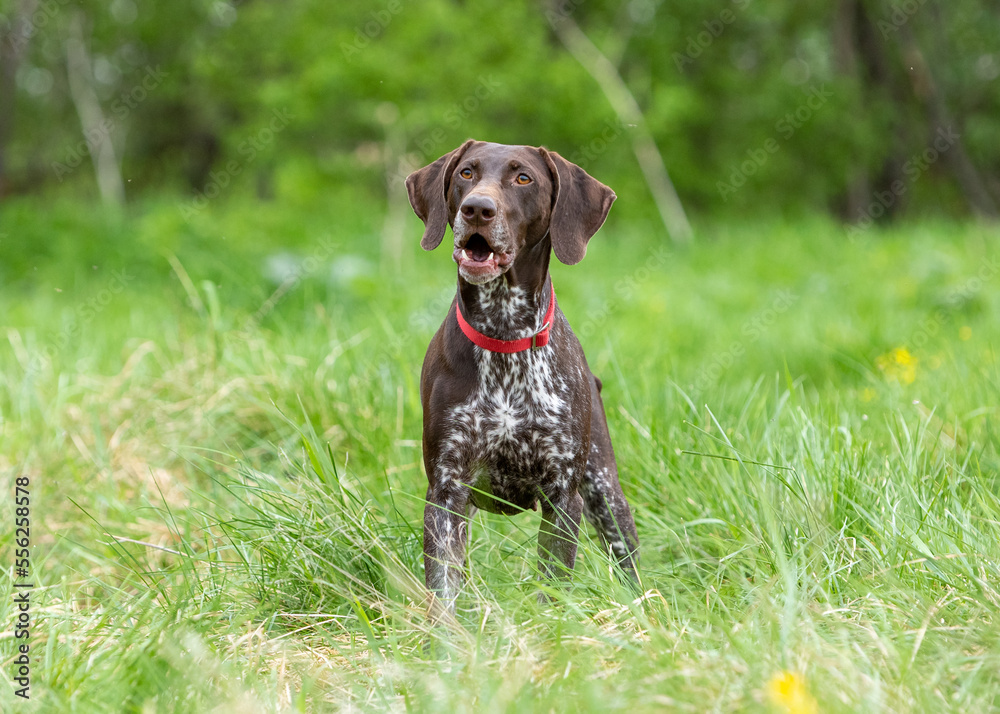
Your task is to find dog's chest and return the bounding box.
[469,347,570,449]
[437,283,579,509]
[447,348,576,506]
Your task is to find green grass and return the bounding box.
[1,199,999,712]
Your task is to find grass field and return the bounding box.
[2,199,999,712]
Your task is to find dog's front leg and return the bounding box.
[537,489,583,585]
[423,483,470,616]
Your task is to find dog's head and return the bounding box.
[406,140,616,285]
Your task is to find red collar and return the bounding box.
[455,282,556,353]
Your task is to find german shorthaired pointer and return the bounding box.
[406,140,639,613]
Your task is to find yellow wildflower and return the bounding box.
[875,347,917,385]
[893,347,914,365]
[765,670,819,714]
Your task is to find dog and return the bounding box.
[406,140,639,613]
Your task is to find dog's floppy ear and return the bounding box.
[541,148,616,265]
[405,139,475,251]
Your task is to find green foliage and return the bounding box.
[3,0,999,220]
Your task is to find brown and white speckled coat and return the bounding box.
[406,140,639,614]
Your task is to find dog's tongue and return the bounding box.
[467,244,491,262]
[464,234,493,262]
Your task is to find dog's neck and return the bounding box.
[457,238,552,342]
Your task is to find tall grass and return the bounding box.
[1,201,998,711]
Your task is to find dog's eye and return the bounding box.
[515,173,532,185]
[459,168,473,179]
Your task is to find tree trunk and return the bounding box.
[0,0,40,198]
[894,21,998,218]
[546,5,693,244]
[65,11,126,207]
[832,0,871,220]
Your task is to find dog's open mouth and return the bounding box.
[452,233,512,282]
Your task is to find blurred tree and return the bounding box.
[548,0,694,243]
[64,9,126,206]
[0,0,996,226]
[0,0,39,196]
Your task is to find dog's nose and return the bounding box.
[460,194,496,224]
